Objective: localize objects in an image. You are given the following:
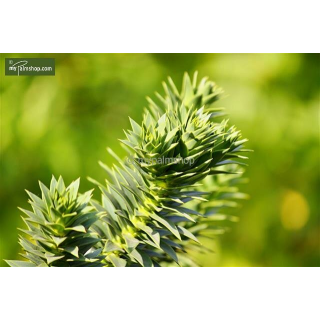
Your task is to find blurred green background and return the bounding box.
[0,53,319,267]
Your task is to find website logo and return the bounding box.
[5,58,55,76]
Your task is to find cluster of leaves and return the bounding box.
[7,72,249,267]
[6,177,104,267]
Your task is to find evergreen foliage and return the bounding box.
[6,73,249,267]
[6,176,104,267]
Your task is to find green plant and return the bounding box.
[6,72,249,267]
[6,176,105,267]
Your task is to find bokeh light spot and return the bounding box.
[281,190,309,230]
